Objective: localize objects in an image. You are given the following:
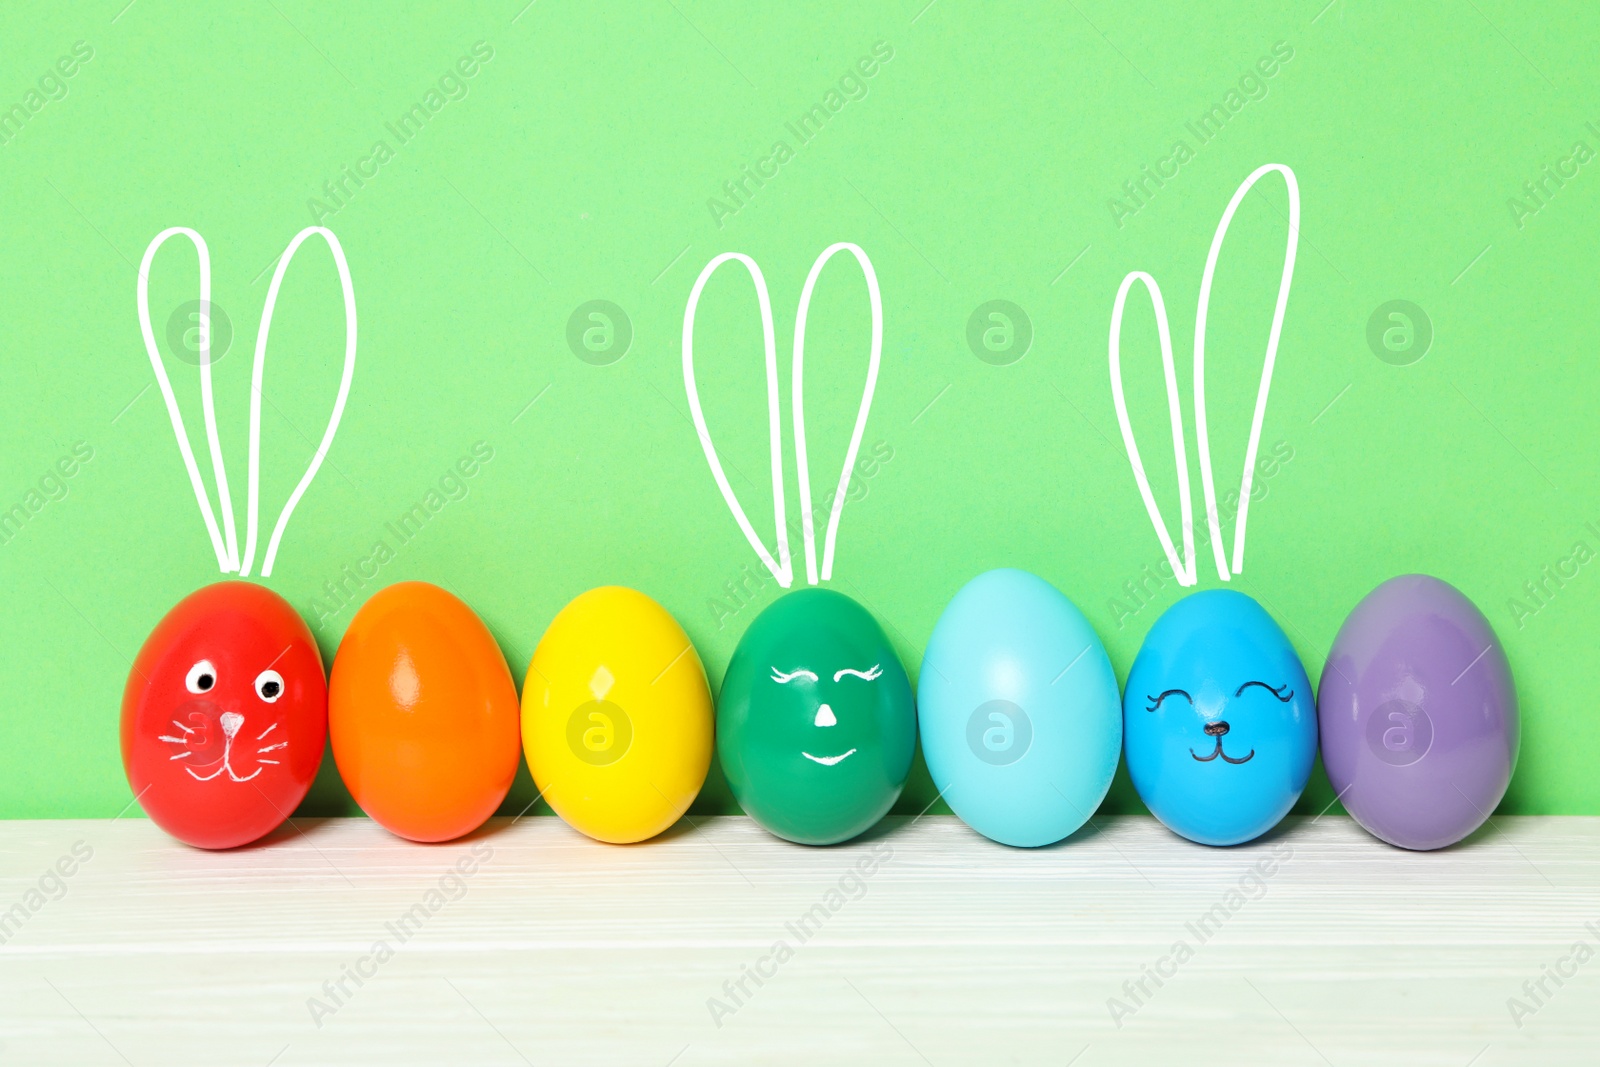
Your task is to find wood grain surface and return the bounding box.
[1,815,1596,1065]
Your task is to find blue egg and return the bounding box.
[919,569,1121,847]
[1124,589,1315,845]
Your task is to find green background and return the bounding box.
[2,1,1596,821]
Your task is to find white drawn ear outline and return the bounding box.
[1193,163,1299,581]
[138,226,356,579]
[137,228,241,573]
[1108,271,1197,587]
[240,227,358,578]
[682,244,882,588]
[1108,163,1300,586]
[682,252,793,588]
[792,242,881,585]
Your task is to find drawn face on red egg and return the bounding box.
[121,581,327,849]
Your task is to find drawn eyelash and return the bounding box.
[1236,680,1293,701]
[771,667,819,684]
[834,665,882,682]
[1145,689,1193,712]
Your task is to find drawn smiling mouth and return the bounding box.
[803,749,857,767]
[1190,737,1254,764]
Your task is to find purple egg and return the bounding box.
[1319,575,1518,850]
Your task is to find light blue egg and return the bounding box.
[919,569,1121,847]
[1124,589,1315,846]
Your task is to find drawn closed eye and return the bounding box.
[834,665,882,682]
[1146,689,1193,712]
[771,667,819,684]
[1235,680,1293,701]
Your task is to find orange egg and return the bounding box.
[329,581,520,842]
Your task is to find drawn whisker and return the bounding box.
[167,709,283,784]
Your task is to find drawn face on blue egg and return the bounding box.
[1123,589,1316,846]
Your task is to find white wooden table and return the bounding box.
[0,815,1595,1065]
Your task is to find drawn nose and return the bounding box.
[814,704,837,727]
[1204,720,1229,737]
[220,712,244,739]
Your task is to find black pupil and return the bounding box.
[262,680,281,698]
[198,674,214,690]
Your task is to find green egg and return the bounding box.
[718,587,916,845]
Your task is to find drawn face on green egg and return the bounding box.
[717,588,916,845]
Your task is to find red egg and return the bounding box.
[121,582,327,849]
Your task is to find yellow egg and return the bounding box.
[522,586,712,843]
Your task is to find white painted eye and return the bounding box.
[254,669,285,703]
[185,660,217,694]
[834,664,883,682]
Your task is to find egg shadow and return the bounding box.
[219,815,349,851]
[870,809,1113,851]
[1353,813,1501,856]
[1241,817,1297,848]
[644,818,701,845]
[984,815,1110,852]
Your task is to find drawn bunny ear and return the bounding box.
[1108,270,1198,587]
[1192,163,1299,581]
[791,242,881,585]
[238,227,358,578]
[1108,163,1299,586]
[682,252,793,588]
[138,227,355,578]
[137,227,242,574]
